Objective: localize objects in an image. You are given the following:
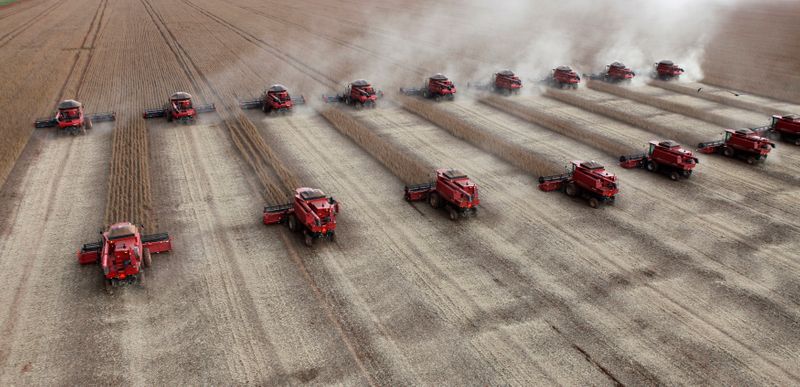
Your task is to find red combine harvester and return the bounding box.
[619,140,699,180]
[590,62,635,83]
[400,73,457,101]
[697,128,775,164]
[538,161,619,208]
[653,60,684,80]
[752,115,800,145]
[323,80,383,109]
[240,84,306,114]
[263,188,340,247]
[34,100,115,135]
[143,92,216,123]
[77,222,172,293]
[547,66,581,89]
[404,169,479,220]
[469,70,522,94]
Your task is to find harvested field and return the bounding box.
[1,0,800,385]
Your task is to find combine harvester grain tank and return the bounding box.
[588,61,636,83]
[619,140,699,180]
[34,99,115,135]
[143,92,215,124]
[752,114,800,146]
[323,79,383,109]
[240,84,305,114]
[538,161,619,208]
[468,70,522,95]
[77,222,172,294]
[400,73,457,101]
[545,66,581,89]
[652,60,685,80]
[263,188,340,247]
[404,168,479,220]
[697,128,775,164]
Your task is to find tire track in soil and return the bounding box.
[327,108,666,384]
[0,0,64,49]
[359,107,800,384]
[649,80,795,117]
[0,0,46,23]
[139,0,298,383]
[454,97,800,307]
[222,1,428,78]
[544,89,800,186]
[0,131,76,372]
[261,115,568,384]
[53,0,105,105]
[140,1,382,383]
[181,0,339,89]
[432,100,800,379]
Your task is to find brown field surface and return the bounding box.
[1,0,799,384]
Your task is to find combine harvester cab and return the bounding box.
[34,99,115,135]
[404,168,479,220]
[240,84,305,114]
[263,188,340,247]
[589,62,635,83]
[143,92,216,124]
[548,66,581,89]
[653,60,684,80]
[469,70,522,95]
[756,114,800,145]
[323,80,383,109]
[538,161,619,208]
[77,222,172,293]
[400,73,457,101]
[619,140,699,180]
[697,129,775,164]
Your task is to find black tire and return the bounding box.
[434,95,442,102]
[143,248,152,268]
[565,182,577,197]
[471,207,478,216]
[646,160,658,172]
[104,279,113,295]
[304,233,313,247]
[429,192,441,208]
[669,170,680,181]
[448,207,458,221]
[86,118,93,130]
[138,269,145,287]
[588,197,599,209]
[329,231,336,242]
[746,156,756,165]
[723,147,734,157]
[682,169,692,178]
[794,137,800,146]
[288,214,298,232]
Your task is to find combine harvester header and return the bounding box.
[77,222,172,294]
[698,129,775,164]
[404,168,479,220]
[323,79,383,109]
[401,73,457,101]
[35,99,115,135]
[143,92,215,123]
[240,84,305,114]
[619,140,699,180]
[263,188,340,247]
[538,161,619,208]
[468,70,522,95]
